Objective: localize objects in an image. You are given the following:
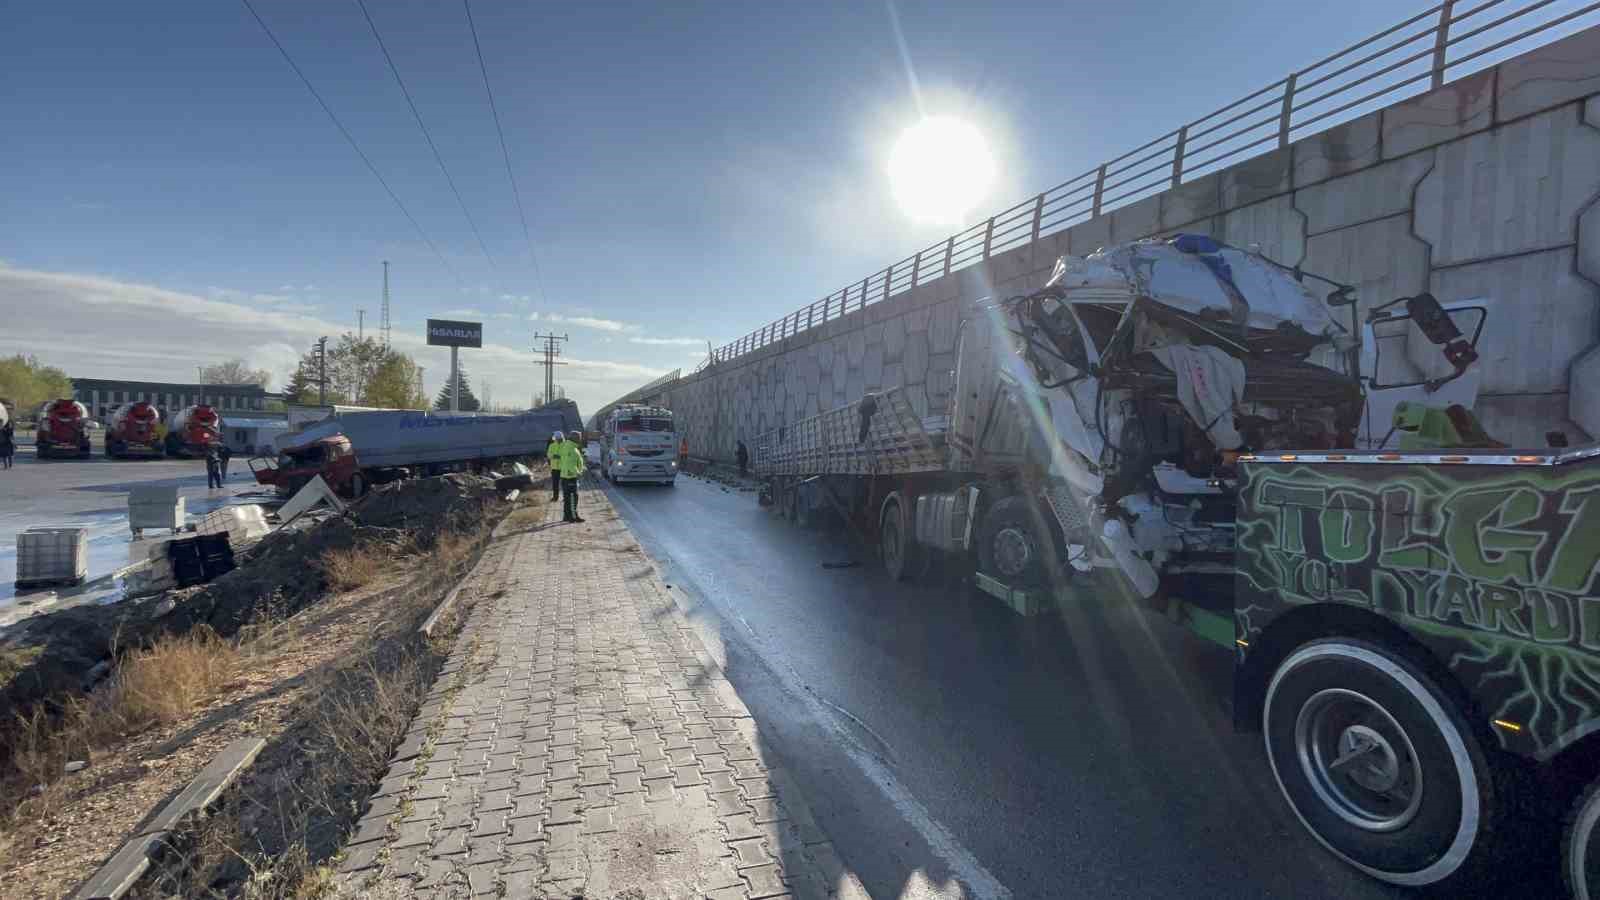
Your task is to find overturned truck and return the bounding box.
[756,236,1600,897]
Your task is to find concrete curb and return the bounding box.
[418,585,463,639]
[72,736,265,900]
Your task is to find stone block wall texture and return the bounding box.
[645,28,1600,460]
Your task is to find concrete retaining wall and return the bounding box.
[657,27,1600,460]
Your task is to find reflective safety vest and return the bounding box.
[557,441,584,479]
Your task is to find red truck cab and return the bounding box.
[250,435,361,497]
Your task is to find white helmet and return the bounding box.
[552,431,564,441]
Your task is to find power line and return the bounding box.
[356,0,497,272]
[240,0,461,286]
[462,0,549,309]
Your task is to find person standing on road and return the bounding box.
[736,440,749,476]
[558,434,585,523]
[204,440,222,490]
[0,420,14,470]
[548,431,566,501]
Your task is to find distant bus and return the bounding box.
[600,405,678,486]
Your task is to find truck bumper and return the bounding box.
[610,460,677,483]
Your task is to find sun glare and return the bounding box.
[888,116,996,227]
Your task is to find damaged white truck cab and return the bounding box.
[943,234,1492,597]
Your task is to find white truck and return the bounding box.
[600,405,680,485]
[755,235,1600,898]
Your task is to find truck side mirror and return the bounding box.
[1405,293,1460,345]
[1325,287,1357,307]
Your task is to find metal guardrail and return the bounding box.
[696,0,1600,374]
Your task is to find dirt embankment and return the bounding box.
[0,472,534,900]
[0,474,506,752]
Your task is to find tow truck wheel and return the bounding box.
[1564,775,1600,899]
[1264,638,1499,888]
[879,493,923,582]
[976,496,1050,587]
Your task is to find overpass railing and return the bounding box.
[695,0,1600,373]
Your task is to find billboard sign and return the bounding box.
[426,319,483,348]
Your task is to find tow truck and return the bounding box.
[754,235,1600,897]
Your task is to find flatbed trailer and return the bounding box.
[753,236,1600,897]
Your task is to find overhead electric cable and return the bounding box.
[356,0,497,271]
[241,0,461,285]
[462,0,550,308]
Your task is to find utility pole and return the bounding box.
[316,336,329,406]
[358,308,366,340]
[531,332,569,409]
[380,261,392,350]
[416,365,425,408]
[449,345,460,411]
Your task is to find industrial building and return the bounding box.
[69,378,277,421]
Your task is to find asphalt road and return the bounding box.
[0,441,265,617]
[598,472,1558,900]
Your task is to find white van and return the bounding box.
[601,405,678,485]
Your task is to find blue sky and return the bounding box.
[1,0,1423,413]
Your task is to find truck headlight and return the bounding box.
[669,460,677,468]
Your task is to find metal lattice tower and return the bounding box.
[380,260,392,349]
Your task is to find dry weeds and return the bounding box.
[0,516,503,900]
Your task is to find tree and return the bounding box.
[366,353,426,410]
[281,367,318,406]
[434,366,481,412]
[285,337,425,408]
[200,358,273,387]
[0,354,74,418]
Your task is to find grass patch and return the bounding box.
[314,546,387,593]
[0,627,239,853]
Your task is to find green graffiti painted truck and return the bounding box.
[755,236,1600,895]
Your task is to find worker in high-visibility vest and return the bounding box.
[557,432,586,523]
[547,431,565,501]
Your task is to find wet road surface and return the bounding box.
[599,472,1555,900]
[0,443,267,616]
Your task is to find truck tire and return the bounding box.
[976,496,1050,587]
[879,493,923,582]
[1264,638,1500,888]
[1565,774,1600,900]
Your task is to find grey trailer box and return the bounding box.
[16,526,89,587]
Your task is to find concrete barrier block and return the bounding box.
[861,341,885,391]
[1222,195,1306,267]
[1581,182,1600,283]
[1382,69,1494,159]
[1571,346,1600,440]
[1429,247,1597,395]
[1292,111,1382,187]
[1414,106,1600,266]
[1296,151,1433,234]
[1160,171,1222,230]
[1068,214,1112,256]
[929,301,961,355]
[1221,147,1291,209]
[1496,26,1600,123]
[1302,216,1429,314]
[1475,393,1588,449]
[882,314,907,364]
[1110,194,1162,243]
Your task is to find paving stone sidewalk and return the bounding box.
[337,486,865,899]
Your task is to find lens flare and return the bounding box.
[888,116,996,227]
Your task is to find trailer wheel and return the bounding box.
[1264,638,1499,888]
[879,493,923,582]
[976,496,1050,587]
[1565,774,1600,900]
